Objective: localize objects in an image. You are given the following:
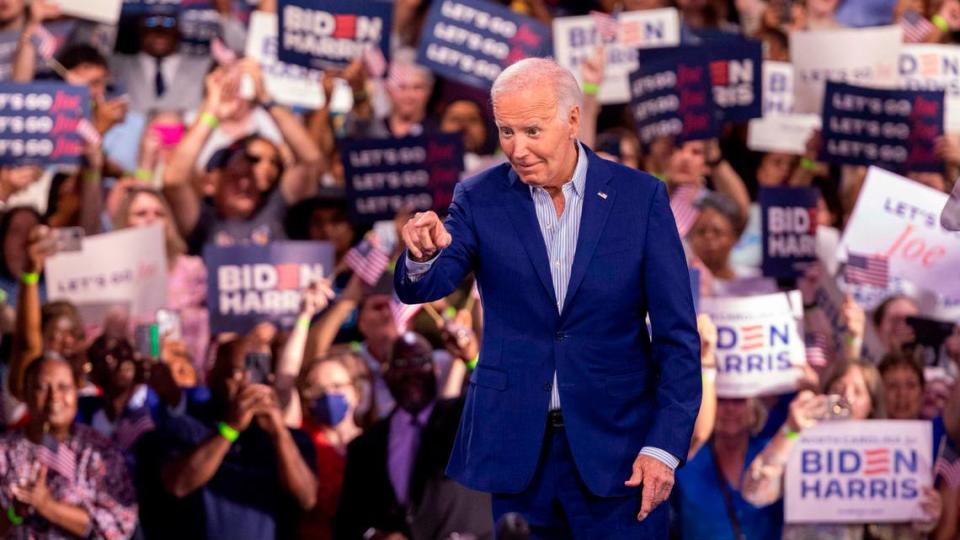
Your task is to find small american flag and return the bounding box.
[804,332,830,367]
[670,185,701,238]
[344,237,390,286]
[590,10,620,42]
[390,293,422,333]
[902,10,935,43]
[844,253,889,288]
[114,408,155,451]
[936,437,960,488]
[37,433,76,481]
[76,118,102,146]
[31,25,58,61]
[863,448,891,475]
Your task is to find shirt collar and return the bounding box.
[528,141,588,198]
[393,401,435,427]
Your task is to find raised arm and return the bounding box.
[688,314,718,459]
[11,0,60,82]
[577,47,605,151]
[9,225,54,401]
[705,140,751,225]
[162,68,234,235]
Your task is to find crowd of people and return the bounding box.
[0,0,956,538]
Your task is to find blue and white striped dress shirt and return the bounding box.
[406,142,678,470]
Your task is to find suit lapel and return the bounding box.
[503,169,558,306]
[562,152,615,318]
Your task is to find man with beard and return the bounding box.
[334,332,492,540]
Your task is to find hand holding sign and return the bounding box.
[26,224,56,274]
[402,211,451,262]
[27,0,61,27]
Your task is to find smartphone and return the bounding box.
[239,73,256,101]
[817,394,851,421]
[105,82,128,102]
[245,352,272,385]
[156,308,182,341]
[372,220,398,254]
[134,323,161,359]
[52,227,84,253]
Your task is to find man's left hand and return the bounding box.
[624,454,675,521]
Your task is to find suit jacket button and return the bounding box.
[543,382,552,391]
[554,332,565,341]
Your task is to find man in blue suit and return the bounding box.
[395,58,701,538]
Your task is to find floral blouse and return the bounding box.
[0,424,137,539]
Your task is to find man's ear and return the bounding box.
[568,105,581,139]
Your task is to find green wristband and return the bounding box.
[20,272,39,285]
[582,82,600,96]
[296,317,311,330]
[466,354,479,371]
[932,14,950,33]
[134,168,152,181]
[800,157,817,171]
[200,111,220,130]
[82,170,101,183]
[218,421,239,443]
[782,425,800,440]
[6,506,22,525]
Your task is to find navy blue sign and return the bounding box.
[204,241,335,334]
[277,0,392,70]
[416,0,551,90]
[707,38,762,122]
[820,81,945,173]
[0,83,90,166]
[630,47,718,144]
[341,134,465,224]
[760,187,819,279]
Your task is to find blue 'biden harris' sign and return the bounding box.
[0,82,90,166]
[416,0,551,90]
[277,0,392,70]
[204,241,335,334]
[760,187,819,279]
[706,38,763,122]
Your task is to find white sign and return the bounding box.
[900,44,960,133]
[791,25,901,114]
[785,420,932,523]
[45,225,167,318]
[56,0,122,24]
[245,12,325,110]
[552,8,680,104]
[700,290,806,398]
[747,114,821,154]
[763,61,795,115]
[840,167,960,299]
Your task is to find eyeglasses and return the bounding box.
[144,16,177,29]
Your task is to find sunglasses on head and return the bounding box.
[144,15,177,29]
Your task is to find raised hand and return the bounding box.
[401,211,452,262]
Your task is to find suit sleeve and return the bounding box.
[394,181,479,304]
[641,181,702,466]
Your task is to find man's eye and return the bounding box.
[526,128,540,136]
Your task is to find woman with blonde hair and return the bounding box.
[113,186,208,377]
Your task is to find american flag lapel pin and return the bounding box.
[597,191,608,200]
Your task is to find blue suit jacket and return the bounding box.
[395,148,701,498]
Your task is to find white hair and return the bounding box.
[490,58,582,120]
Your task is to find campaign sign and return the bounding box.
[810,267,884,363]
[707,38,762,122]
[785,420,932,523]
[278,0,392,70]
[820,82,944,172]
[552,9,680,104]
[747,114,821,154]
[900,44,960,133]
[45,225,167,319]
[56,0,123,24]
[700,290,806,398]
[245,12,325,109]
[791,25,902,115]
[0,83,90,166]
[840,167,960,299]
[205,241,335,334]
[763,61,795,115]
[630,47,717,144]
[341,134,465,224]
[761,187,819,278]
[416,0,551,90]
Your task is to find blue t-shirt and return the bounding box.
[673,437,784,540]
